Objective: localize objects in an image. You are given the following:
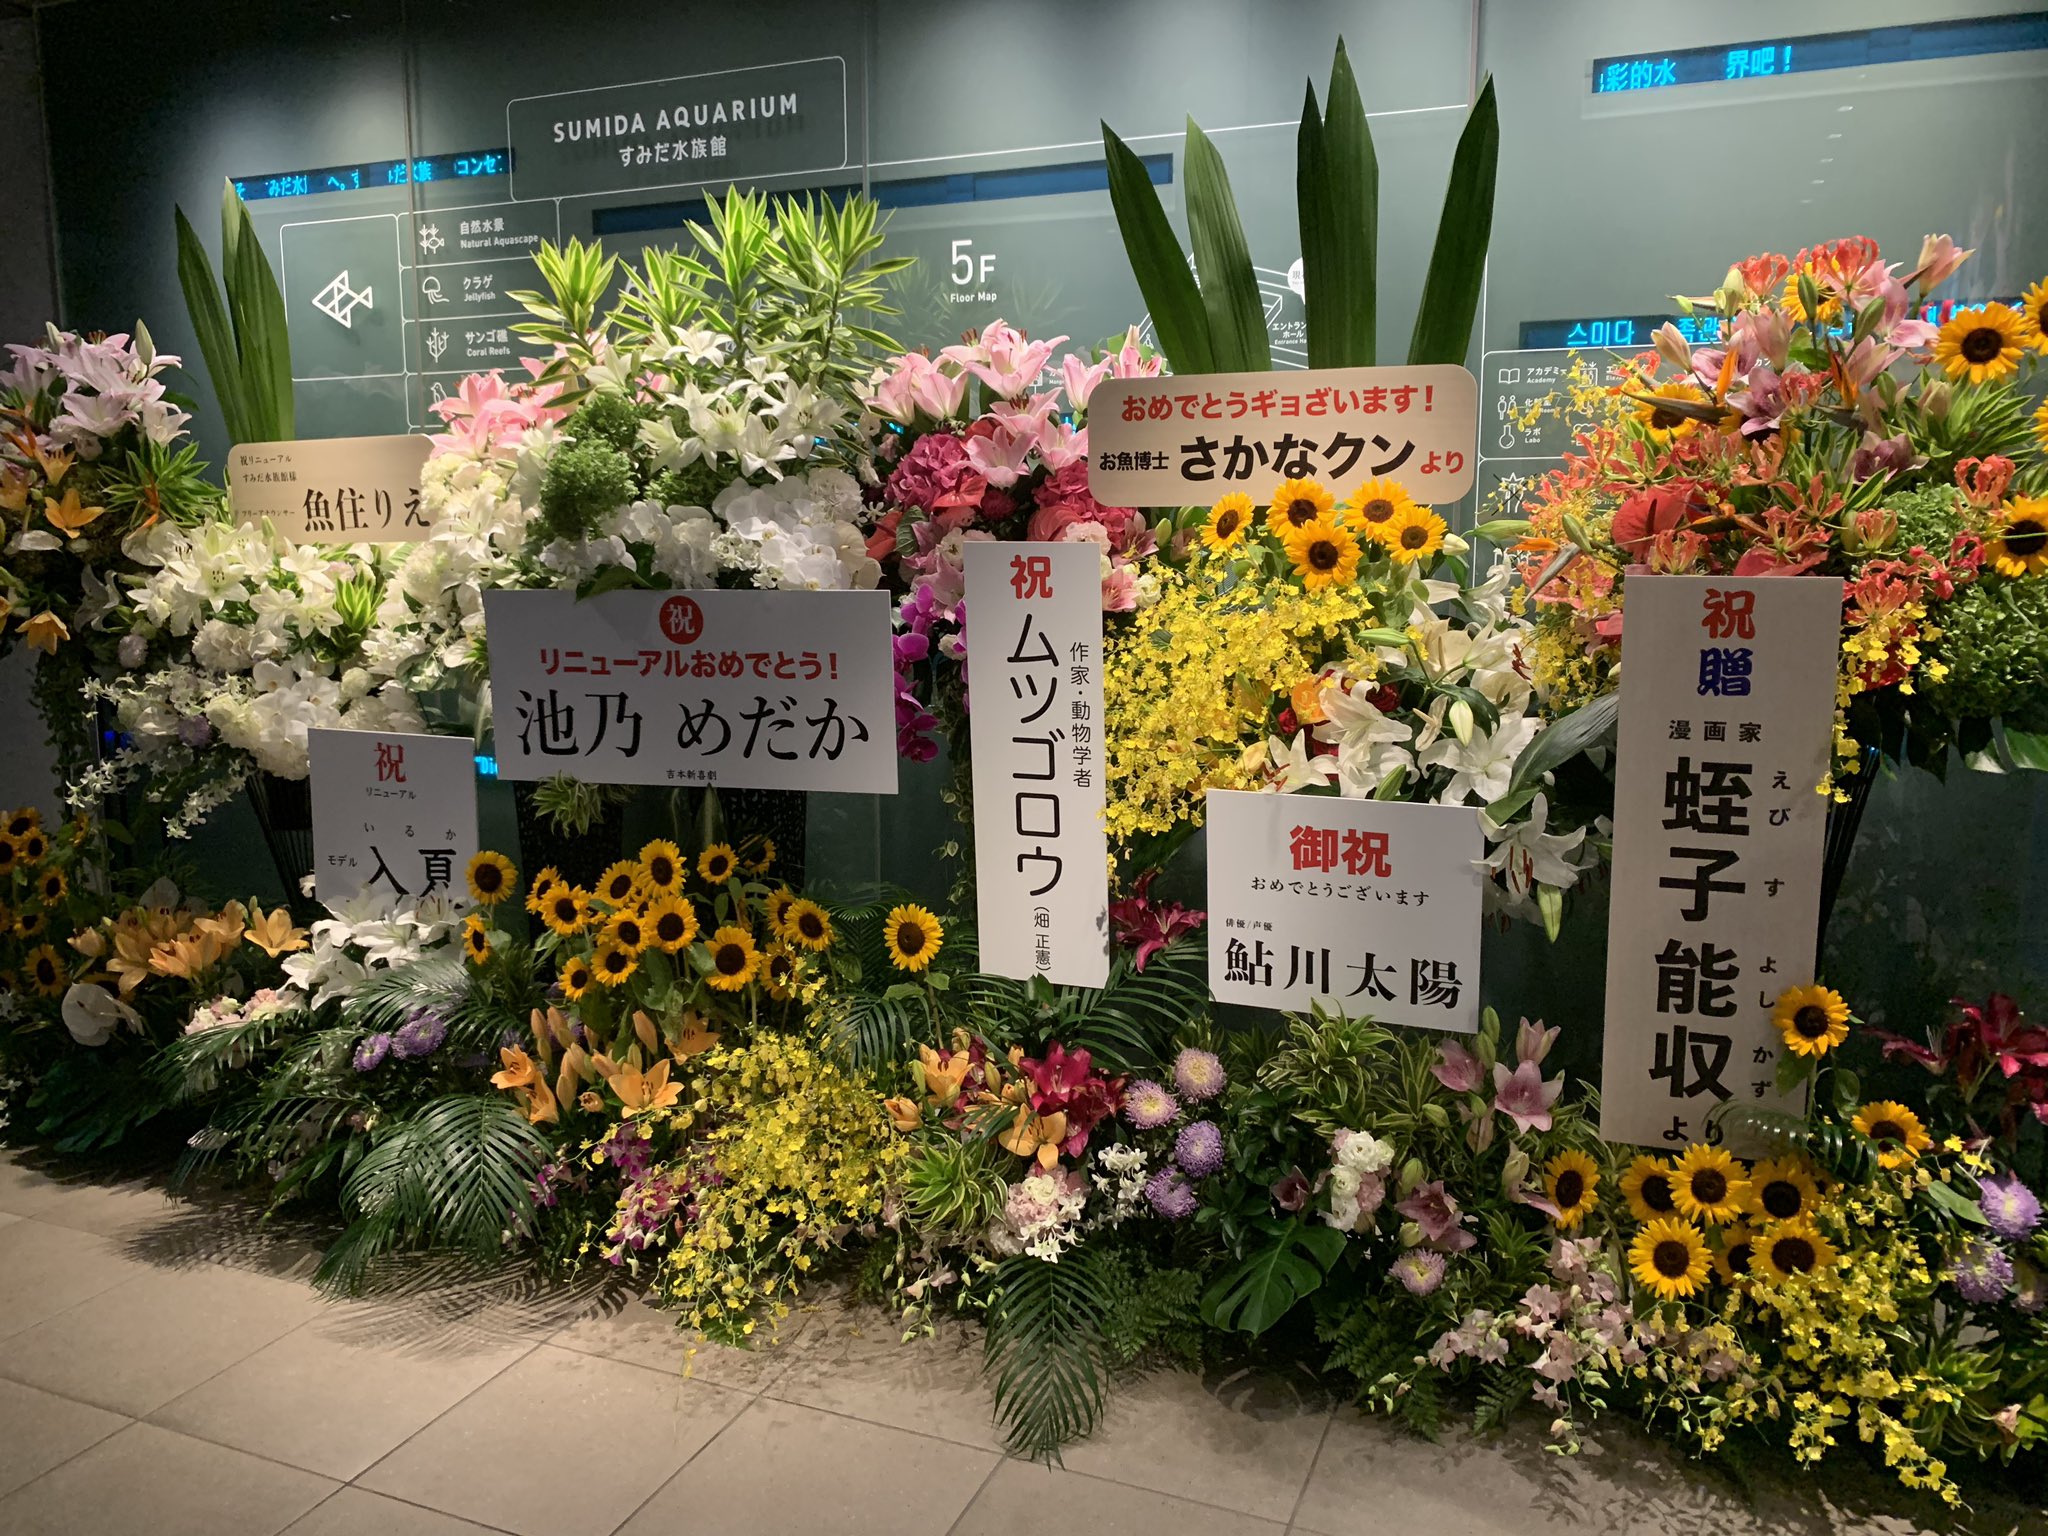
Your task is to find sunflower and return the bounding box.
[1381,503,1448,566]
[0,838,17,875]
[603,912,649,955]
[697,843,737,885]
[558,955,596,1001]
[593,939,639,988]
[1852,1100,1933,1169]
[1988,496,2048,579]
[3,808,39,841]
[761,940,799,1001]
[1772,983,1850,1058]
[747,838,777,875]
[705,924,760,990]
[2037,397,2048,454]
[1712,1221,1758,1283]
[1621,1155,1680,1222]
[541,884,592,936]
[765,887,798,936]
[2020,277,2048,349]
[646,898,699,953]
[16,830,47,864]
[1629,1217,1710,1301]
[26,942,66,996]
[461,914,492,965]
[465,851,516,907]
[1751,1217,1838,1283]
[1265,476,1335,532]
[596,861,642,907]
[526,866,564,914]
[1633,379,1708,444]
[1347,478,1417,543]
[36,867,66,905]
[784,897,834,951]
[1748,1158,1821,1225]
[1200,492,1254,554]
[884,904,944,972]
[1671,1143,1750,1225]
[1544,1149,1600,1229]
[1934,302,2030,385]
[637,839,684,894]
[14,910,46,940]
[1282,519,1362,590]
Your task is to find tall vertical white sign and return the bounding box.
[1600,576,1843,1149]
[965,542,1109,987]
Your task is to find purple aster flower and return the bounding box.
[1122,1079,1179,1129]
[1948,1237,2014,1304]
[1391,1248,1446,1296]
[1172,1047,1226,1103]
[1979,1174,2042,1241]
[1175,1120,1225,1178]
[1144,1166,1198,1220]
[352,1032,392,1072]
[392,1009,448,1060]
[176,715,213,748]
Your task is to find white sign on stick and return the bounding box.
[482,588,897,793]
[227,434,434,543]
[1085,365,1477,508]
[1599,575,1843,1149]
[1204,789,1483,1032]
[309,728,479,906]
[965,542,1109,988]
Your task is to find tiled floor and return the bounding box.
[0,1148,2015,1535]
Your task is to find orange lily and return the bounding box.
[883,1096,922,1133]
[31,440,72,484]
[41,487,105,537]
[20,611,68,655]
[998,1102,1068,1169]
[242,904,308,958]
[671,1014,721,1059]
[916,1044,972,1105]
[523,1079,560,1125]
[607,1058,683,1115]
[0,465,29,513]
[490,1045,540,1091]
[632,1009,661,1056]
[69,927,107,959]
[579,1090,607,1114]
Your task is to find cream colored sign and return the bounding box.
[1085,365,1477,509]
[227,434,434,543]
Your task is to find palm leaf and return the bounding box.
[983,1250,1116,1461]
[1182,119,1269,372]
[1407,76,1498,367]
[1101,122,1215,374]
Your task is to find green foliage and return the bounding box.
[525,773,635,838]
[1406,76,1498,366]
[1182,120,1270,372]
[563,391,646,455]
[316,1094,551,1294]
[1100,124,1214,374]
[538,438,636,543]
[1100,1251,1206,1369]
[983,1250,1115,1461]
[173,180,292,444]
[952,939,1208,1073]
[1254,1011,1398,1137]
[1199,1216,1347,1336]
[1924,574,2048,733]
[506,235,619,403]
[903,1137,1009,1243]
[26,1046,178,1153]
[1297,42,1377,368]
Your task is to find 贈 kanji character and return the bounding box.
[1697,647,1754,697]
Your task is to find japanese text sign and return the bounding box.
[482,588,897,794]
[1204,790,1483,1032]
[1086,365,1477,508]
[227,435,434,544]
[309,728,478,907]
[965,543,1109,988]
[1600,576,1844,1150]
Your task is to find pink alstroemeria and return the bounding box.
[1061,352,1113,412]
[1490,1059,1563,1133]
[1431,1039,1484,1094]
[944,319,1068,400]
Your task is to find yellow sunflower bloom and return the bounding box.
[1380,503,1447,566]
[1633,379,1709,443]
[525,866,564,914]
[1200,492,1254,554]
[1987,496,2048,578]
[1772,983,1851,1058]
[2020,277,2048,349]
[1346,478,1417,544]
[3,808,39,841]
[14,909,46,941]
[705,925,760,990]
[1934,302,2030,384]
[1282,518,1362,590]
[1671,1144,1750,1225]
[465,851,516,907]
[1630,1217,1710,1301]
[765,887,798,936]
[1621,1155,1680,1223]
[1712,1221,1758,1283]
[602,912,649,956]
[1751,1217,1838,1283]
[461,914,492,965]
[540,885,592,936]
[2036,397,2048,454]
[1543,1149,1600,1229]
[1852,1100,1933,1169]
[0,838,18,877]
[15,829,47,864]
[595,861,642,908]
[25,942,66,997]
[884,904,944,972]
[37,867,66,905]
[697,843,738,885]
[745,837,777,876]
[558,956,596,1001]
[1748,1158,1821,1225]
[592,939,639,988]
[762,940,799,1001]
[637,839,685,894]
[1265,476,1335,532]
[783,897,834,952]
[645,898,699,953]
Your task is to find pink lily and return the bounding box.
[1431,1039,1483,1094]
[945,319,1067,400]
[1490,1059,1563,1133]
[1908,233,1973,292]
[1515,1017,1559,1067]
[964,420,1040,488]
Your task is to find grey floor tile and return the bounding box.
[547,1287,813,1393]
[958,1460,1287,1535]
[765,1299,1003,1450]
[0,1217,154,1340]
[0,1376,130,1497]
[281,1486,516,1536]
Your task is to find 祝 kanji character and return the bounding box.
[1409,958,1461,1009]
[1009,554,1053,600]
[1650,1024,1733,1101]
[1653,938,1740,1017]
[1659,846,1745,921]
[1700,587,1757,640]
[1341,829,1391,878]
[374,741,406,784]
[516,689,579,757]
[1697,647,1754,697]
[1661,758,1753,836]
[1223,936,1273,987]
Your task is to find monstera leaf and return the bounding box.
[1200,1217,1348,1336]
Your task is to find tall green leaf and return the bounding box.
[1182,119,1269,372]
[1407,75,1499,366]
[983,1250,1115,1461]
[174,206,253,442]
[1101,122,1215,374]
[1298,41,1378,367]
[223,183,295,439]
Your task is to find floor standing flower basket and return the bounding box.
[511,784,627,881]
[247,771,319,921]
